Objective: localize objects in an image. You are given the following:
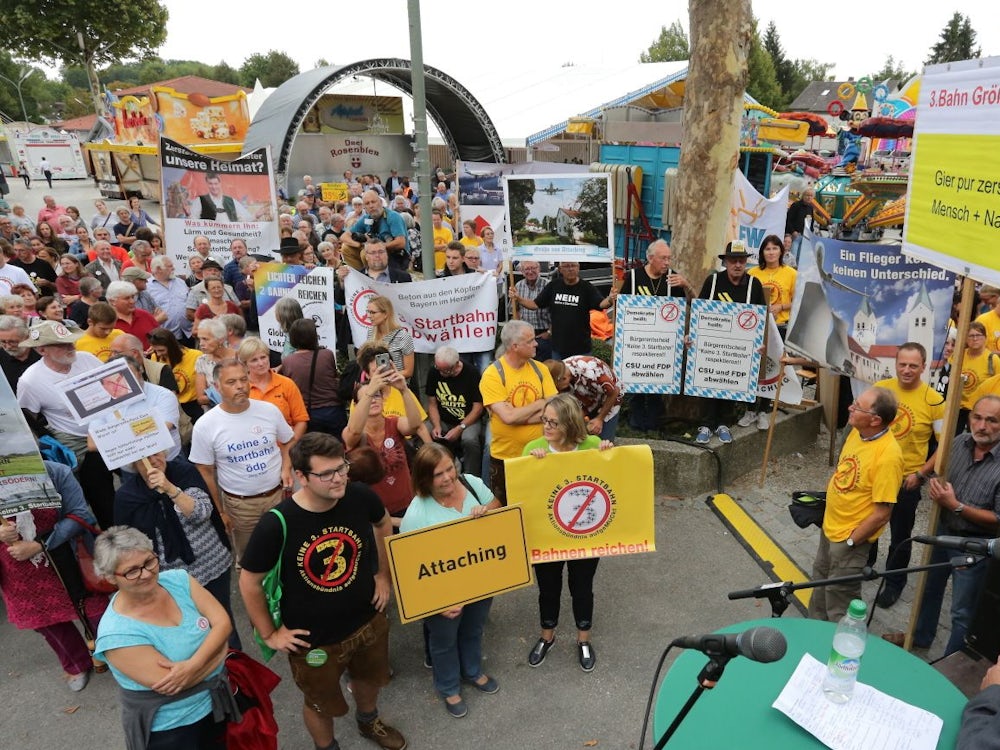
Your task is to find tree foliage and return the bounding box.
[925,12,981,65]
[640,21,690,63]
[507,180,535,235]
[746,19,782,109]
[869,56,913,86]
[760,20,832,109]
[0,0,168,69]
[574,179,610,243]
[239,51,300,88]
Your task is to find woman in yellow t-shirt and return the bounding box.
[749,234,798,337]
[148,327,203,424]
[956,322,999,431]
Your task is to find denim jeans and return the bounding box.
[424,598,493,697]
[600,411,619,442]
[914,543,990,654]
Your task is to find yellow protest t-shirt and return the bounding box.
[976,309,1000,352]
[874,379,944,475]
[74,328,123,362]
[823,429,902,543]
[749,264,797,325]
[956,349,1000,409]
[973,371,1000,404]
[480,357,557,460]
[347,388,428,422]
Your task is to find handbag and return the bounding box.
[788,491,827,530]
[254,508,287,662]
[66,514,117,594]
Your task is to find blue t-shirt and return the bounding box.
[399,474,493,532]
[351,208,409,255]
[95,569,221,731]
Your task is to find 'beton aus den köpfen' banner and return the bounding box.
[343,270,498,354]
[904,55,1000,286]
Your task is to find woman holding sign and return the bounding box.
[400,443,501,718]
[523,393,612,672]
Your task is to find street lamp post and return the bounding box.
[0,67,34,127]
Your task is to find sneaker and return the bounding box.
[757,412,770,431]
[357,716,407,750]
[716,425,733,444]
[463,675,500,694]
[695,426,711,444]
[737,411,757,428]
[66,670,90,692]
[528,636,555,667]
[443,697,468,719]
[578,641,597,672]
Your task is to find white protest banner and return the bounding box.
[343,270,498,354]
[253,263,336,354]
[59,359,173,470]
[503,173,614,263]
[160,137,278,274]
[613,294,687,394]
[684,298,765,403]
[0,374,60,515]
[727,168,789,264]
[758,315,803,405]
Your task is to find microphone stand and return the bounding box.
[653,654,731,750]
[728,556,979,618]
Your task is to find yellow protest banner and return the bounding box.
[321,182,350,203]
[385,506,533,624]
[903,57,1000,286]
[504,445,655,563]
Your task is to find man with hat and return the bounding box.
[16,320,116,526]
[185,258,240,321]
[278,236,305,266]
[693,241,767,444]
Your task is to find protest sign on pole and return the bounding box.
[727,168,789,264]
[684,299,765,403]
[253,263,337,354]
[503,173,614,264]
[385,507,533,624]
[903,56,1000,286]
[758,315,803,405]
[160,137,278,274]
[343,270,498,354]
[58,359,173,470]
[504,446,655,563]
[613,294,687,394]
[785,231,954,382]
[0,375,60,515]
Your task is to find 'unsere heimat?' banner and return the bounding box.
[160,137,278,274]
[343,270,498,354]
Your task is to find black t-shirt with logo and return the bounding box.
[240,483,386,646]
[425,362,481,425]
[11,257,57,285]
[534,277,605,356]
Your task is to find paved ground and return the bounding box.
[0,179,959,748]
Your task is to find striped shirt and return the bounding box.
[515,277,551,332]
[941,433,1000,536]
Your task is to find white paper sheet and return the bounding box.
[772,653,943,750]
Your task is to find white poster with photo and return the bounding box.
[59,358,146,424]
[684,299,766,403]
[0,375,60,515]
[253,263,337,354]
[613,294,687,394]
[343,270,498,354]
[503,173,614,263]
[160,137,278,274]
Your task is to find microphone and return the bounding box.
[671,626,787,663]
[914,535,1000,560]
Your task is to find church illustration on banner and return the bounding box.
[847,282,936,384]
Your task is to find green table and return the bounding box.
[653,617,966,748]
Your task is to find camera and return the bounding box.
[351,232,369,244]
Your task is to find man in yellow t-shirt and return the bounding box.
[479,320,557,505]
[74,301,123,362]
[873,343,945,608]
[808,386,903,622]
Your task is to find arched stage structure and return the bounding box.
[243,59,504,187]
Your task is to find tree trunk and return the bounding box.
[673,0,752,286]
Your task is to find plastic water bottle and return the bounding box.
[822,598,868,703]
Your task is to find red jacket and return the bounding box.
[225,649,281,750]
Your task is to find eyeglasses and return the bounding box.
[849,400,877,416]
[541,417,560,428]
[366,308,384,316]
[115,555,159,581]
[0,336,23,348]
[968,333,986,339]
[307,461,351,482]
